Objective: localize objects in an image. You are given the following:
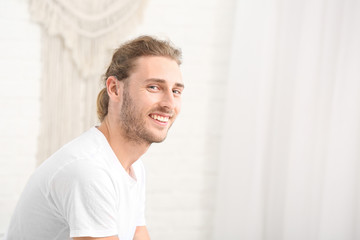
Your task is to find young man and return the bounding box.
[5,36,184,240]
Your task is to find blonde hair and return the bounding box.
[97,35,182,122]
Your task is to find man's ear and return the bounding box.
[106,76,124,101]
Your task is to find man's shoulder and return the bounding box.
[46,127,106,162]
[58,127,104,156]
[50,157,114,188]
[35,128,111,181]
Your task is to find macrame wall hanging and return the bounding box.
[29,0,147,164]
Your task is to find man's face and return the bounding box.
[118,56,184,144]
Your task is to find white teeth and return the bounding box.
[151,114,169,122]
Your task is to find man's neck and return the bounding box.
[97,120,150,173]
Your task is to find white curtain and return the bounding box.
[213,0,360,239]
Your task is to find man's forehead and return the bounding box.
[130,56,183,85]
[134,55,180,69]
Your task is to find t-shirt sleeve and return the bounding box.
[49,160,118,238]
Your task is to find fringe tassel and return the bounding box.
[29,0,147,78]
[31,0,147,163]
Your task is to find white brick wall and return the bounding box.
[0,0,235,238]
[0,0,41,235]
[133,0,236,238]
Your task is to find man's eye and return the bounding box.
[148,86,159,91]
[173,89,182,95]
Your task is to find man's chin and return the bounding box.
[151,138,166,144]
[145,132,168,144]
[148,135,167,144]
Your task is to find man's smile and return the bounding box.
[149,113,171,125]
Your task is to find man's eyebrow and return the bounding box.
[145,78,185,88]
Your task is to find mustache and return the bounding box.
[150,107,175,116]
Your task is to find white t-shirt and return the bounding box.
[5,127,146,240]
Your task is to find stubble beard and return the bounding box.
[119,89,172,145]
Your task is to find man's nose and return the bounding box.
[160,90,176,110]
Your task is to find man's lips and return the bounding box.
[149,113,171,123]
